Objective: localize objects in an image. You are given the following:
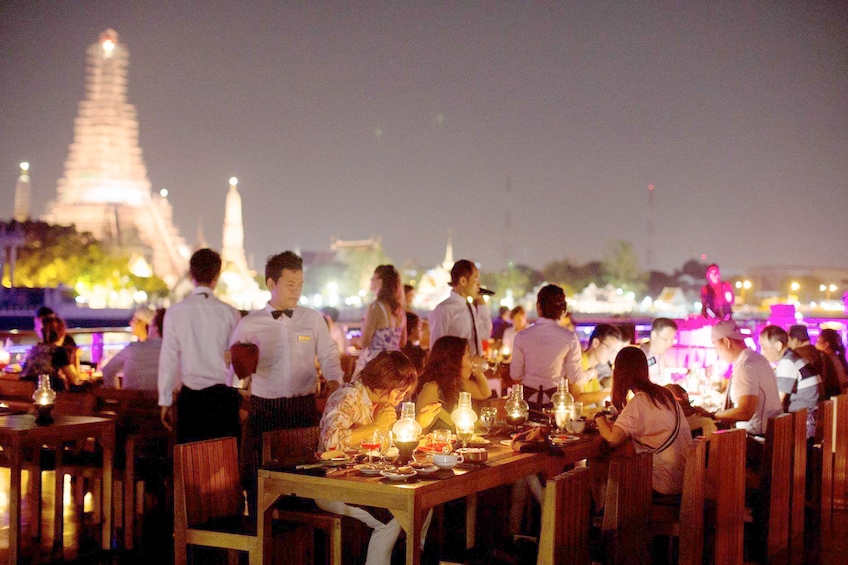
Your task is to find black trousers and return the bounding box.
[175,384,241,445]
[242,394,320,516]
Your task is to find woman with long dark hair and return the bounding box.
[816,328,848,393]
[415,335,491,432]
[353,264,407,377]
[594,347,692,495]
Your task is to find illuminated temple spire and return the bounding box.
[222,177,248,272]
[13,162,31,222]
[42,29,187,286]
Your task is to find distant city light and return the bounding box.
[229,177,238,185]
[102,39,115,55]
[648,184,654,191]
[700,254,707,261]
[20,162,29,172]
[160,188,168,197]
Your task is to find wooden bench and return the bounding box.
[602,452,653,564]
[706,428,746,565]
[650,437,707,565]
[537,466,592,565]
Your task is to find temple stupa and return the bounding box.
[42,29,188,287]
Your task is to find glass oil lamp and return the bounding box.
[550,377,573,432]
[32,374,57,425]
[451,392,478,448]
[504,384,529,427]
[392,402,422,464]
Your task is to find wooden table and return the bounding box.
[257,433,605,565]
[0,414,115,565]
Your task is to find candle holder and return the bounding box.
[392,402,423,465]
[504,384,529,428]
[451,392,478,449]
[32,374,56,425]
[395,440,418,465]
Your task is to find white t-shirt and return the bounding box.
[728,348,782,436]
[614,392,692,495]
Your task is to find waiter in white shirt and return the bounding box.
[510,284,586,392]
[158,249,242,444]
[230,250,344,516]
[429,259,492,358]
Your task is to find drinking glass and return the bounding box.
[570,401,584,422]
[361,430,382,464]
[432,429,451,453]
[479,406,498,435]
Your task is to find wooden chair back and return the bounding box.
[832,394,848,509]
[706,428,746,565]
[53,391,97,416]
[602,452,653,564]
[789,408,807,557]
[679,437,707,565]
[537,466,592,565]
[173,437,256,564]
[0,378,36,400]
[812,400,834,541]
[761,413,792,561]
[262,426,320,468]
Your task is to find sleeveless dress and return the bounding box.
[353,302,403,377]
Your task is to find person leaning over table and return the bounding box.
[573,323,623,407]
[594,347,692,497]
[316,351,441,565]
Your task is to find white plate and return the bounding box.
[380,470,417,481]
[354,464,386,475]
[413,465,440,475]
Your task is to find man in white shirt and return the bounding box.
[510,284,585,393]
[429,260,492,357]
[229,250,344,515]
[158,249,242,444]
[711,320,781,437]
[641,318,679,385]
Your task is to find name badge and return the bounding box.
[297,334,311,342]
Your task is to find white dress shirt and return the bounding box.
[157,286,241,407]
[510,318,586,390]
[429,291,493,356]
[102,337,161,392]
[229,304,344,399]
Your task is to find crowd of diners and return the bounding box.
[18,249,848,564]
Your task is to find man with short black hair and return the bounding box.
[230,250,344,516]
[158,248,241,444]
[641,318,679,385]
[511,284,585,392]
[760,325,820,437]
[428,259,492,357]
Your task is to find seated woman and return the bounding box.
[415,335,491,433]
[22,316,85,391]
[594,347,692,496]
[317,351,440,565]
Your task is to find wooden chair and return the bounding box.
[262,426,352,565]
[649,437,707,565]
[537,466,592,565]
[810,400,834,545]
[601,452,653,565]
[788,408,807,559]
[706,428,746,565]
[746,413,792,563]
[93,388,172,550]
[832,394,848,509]
[174,437,258,565]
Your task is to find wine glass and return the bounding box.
[361,430,382,464]
[479,406,497,435]
[380,431,398,463]
[432,429,451,454]
[569,402,583,433]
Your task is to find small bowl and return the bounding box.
[569,420,586,434]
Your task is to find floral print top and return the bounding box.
[318,380,376,452]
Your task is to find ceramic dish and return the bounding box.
[413,464,440,475]
[548,434,580,445]
[380,469,417,481]
[354,464,387,476]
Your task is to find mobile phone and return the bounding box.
[647,356,657,367]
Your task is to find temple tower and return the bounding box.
[13,162,31,222]
[222,177,248,272]
[42,29,187,286]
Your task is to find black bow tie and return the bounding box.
[272,309,294,319]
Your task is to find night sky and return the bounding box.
[1,2,846,276]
